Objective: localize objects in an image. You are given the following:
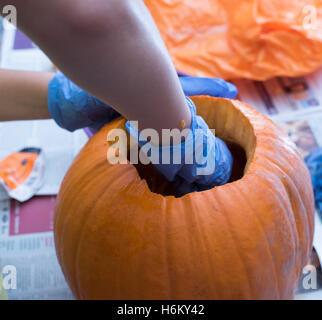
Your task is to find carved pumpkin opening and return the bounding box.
[131,141,247,197]
[128,98,250,197]
[134,142,247,197]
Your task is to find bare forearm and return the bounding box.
[2,0,190,132]
[0,69,53,121]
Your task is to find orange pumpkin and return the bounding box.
[54,96,314,299]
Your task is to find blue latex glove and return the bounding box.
[305,148,322,214]
[126,97,234,196]
[48,71,121,131]
[179,76,237,98]
[48,71,237,131]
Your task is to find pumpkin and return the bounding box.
[54,96,314,299]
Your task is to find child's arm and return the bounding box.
[0,1,237,193]
[1,0,191,134]
[0,69,53,121]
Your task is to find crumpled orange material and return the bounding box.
[144,0,322,80]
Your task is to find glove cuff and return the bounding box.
[125,97,197,181]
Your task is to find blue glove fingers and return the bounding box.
[178,97,233,191]
[126,97,234,196]
[48,71,120,131]
[179,76,238,99]
[209,137,233,185]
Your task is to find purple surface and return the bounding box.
[84,127,97,138]
[13,29,36,50]
[177,71,189,77]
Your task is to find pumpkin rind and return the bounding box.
[54,97,314,299]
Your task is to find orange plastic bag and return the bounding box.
[145,0,322,80]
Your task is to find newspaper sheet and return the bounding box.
[0,25,321,299]
[0,196,74,299]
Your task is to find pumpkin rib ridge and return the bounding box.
[211,190,254,298]
[246,131,312,296]
[159,197,172,299]
[55,158,119,295]
[73,166,138,299]
[74,166,136,296]
[252,143,311,293]
[232,179,284,299]
[255,156,304,239]
[254,133,312,234]
[54,154,113,240]
[238,181,287,299]
[163,197,177,299]
[255,149,312,258]
[201,191,229,298]
[253,159,300,254]
[136,193,166,299]
[250,164,300,274]
[185,194,217,298]
[280,169,314,249]
[116,180,153,300]
[279,173,313,266]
